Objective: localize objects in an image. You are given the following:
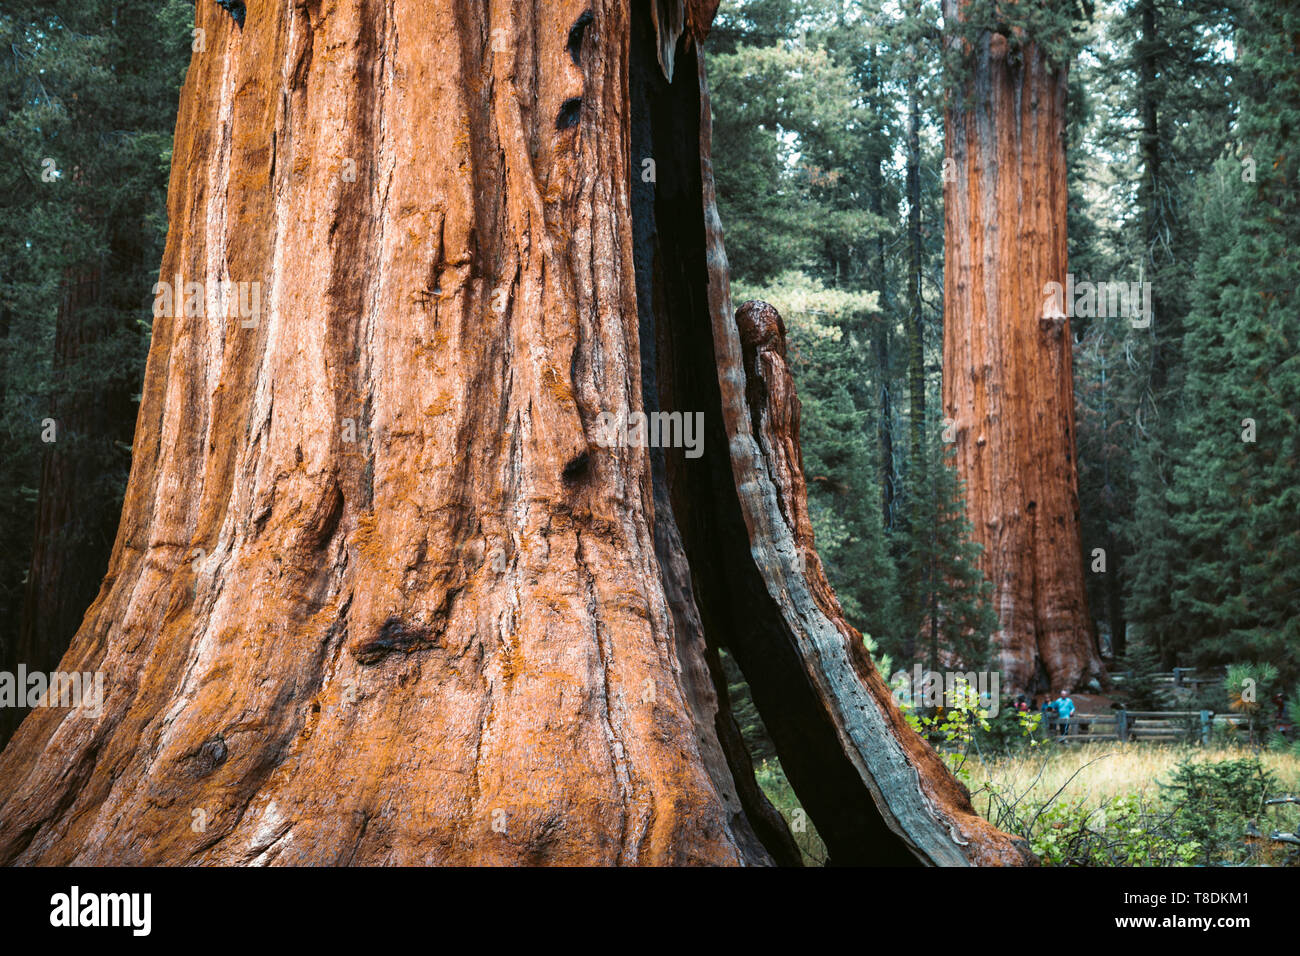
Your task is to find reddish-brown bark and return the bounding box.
[0,0,1030,866]
[941,2,1102,694]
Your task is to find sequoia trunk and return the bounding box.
[0,0,1029,866]
[941,1,1101,693]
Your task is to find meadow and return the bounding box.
[758,743,1300,867]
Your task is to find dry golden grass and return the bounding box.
[967,742,1300,810]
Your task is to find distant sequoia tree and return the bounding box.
[941,0,1103,695]
[0,0,1030,866]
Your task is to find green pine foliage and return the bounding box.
[1129,0,1300,681]
[0,0,191,669]
[720,648,778,764]
[1119,633,1175,710]
[717,1,997,672]
[898,421,996,671]
[1076,0,1240,664]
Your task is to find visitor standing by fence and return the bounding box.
[1057,690,1076,739]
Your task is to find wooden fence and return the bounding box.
[1043,709,1249,744]
[1108,667,1227,695]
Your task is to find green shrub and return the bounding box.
[1159,756,1276,864]
[976,751,1297,866]
[753,758,827,866]
[1223,663,1280,746]
[1028,794,1201,867]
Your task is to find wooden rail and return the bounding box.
[1108,667,1227,693]
[1042,709,1248,744]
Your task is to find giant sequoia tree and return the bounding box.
[0,0,1031,866]
[941,0,1101,693]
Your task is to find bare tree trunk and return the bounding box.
[1136,0,1166,391]
[0,0,1030,866]
[905,64,924,485]
[6,272,101,748]
[941,1,1101,694]
[868,107,897,533]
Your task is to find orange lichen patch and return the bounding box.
[424,393,453,417]
[543,179,567,205]
[451,125,471,157]
[351,511,384,561]
[541,364,574,404]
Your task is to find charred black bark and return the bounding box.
[630,2,919,866]
[631,2,796,867]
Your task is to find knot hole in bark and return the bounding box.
[1039,313,1066,338]
[182,734,228,778]
[351,617,436,665]
[562,450,590,484]
[567,10,594,66]
[556,98,583,131]
[215,0,246,29]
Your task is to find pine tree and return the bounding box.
[1123,435,1181,666]
[1119,632,1172,710]
[1142,0,1300,680]
[898,418,996,672]
[1071,0,1239,669]
[712,3,951,660]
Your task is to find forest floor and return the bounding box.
[969,743,1300,865]
[757,743,1300,866]
[968,743,1300,809]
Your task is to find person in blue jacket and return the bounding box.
[1056,690,1076,739]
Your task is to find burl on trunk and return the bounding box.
[0,0,1030,866]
